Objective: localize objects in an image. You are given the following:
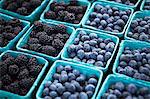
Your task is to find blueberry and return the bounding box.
[85,84,95,92]
[102,13,109,20]
[104,52,112,61]
[90,21,97,27]
[68,94,78,99]
[89,40,97,46]
[87,59,95,64]
[88,78,97,85]
[56,65,64,73]
[81,35,90,42]
[89,33,98,39]
[44,81,52,88]
[94,18,100,24]
[146,53,150,60]
[76,44,83,51]
[86,20,91,25]
[127,84,137,94]
[97,54,104,61]
[79,31,87,37]
[44,96,51,99]
[95,61,104,67]
[79,92,88,99]
[139,87,149,95]
[64,65,72,72]
[100,8,107,14]
[68,73,76,81]
[53,73,60,80]
[113,89,121,97]
[49,91,58,98]
[122,15,129,21]
[114,82,124,91]
[77,49,85,59]
[99,43,106,49]
[56,85,65,95]
[66,83,76,93]
[105,42,115,52]
[83,44,91,52]
[73,69,80,77]
[100,20,107,27]
[90,12,97,18]
[68,45,76,53]
[62,91,71,99]
[128,60,137,68]
[71,80,82,92]
[69,52,76,58]
[89,51,98,59]
[107,94,117,99]
[96,13,103,19]
[119,61,127,68]
[86,91,94,98]
[42,88,49,96]
[74,38,80,45]
[49,84,57,91]
[59,74,68,82]
[76,74,86,83]
[139,66,149,75]
[98,26,104,30]
[94,4,103,12]
[124,66,135,77]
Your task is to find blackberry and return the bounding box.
[17,69,29,80]
[29,65,43,77]
[27,57,38,67]
[16,7,28,15]
[0,62,7,76]
[53,6,65,12]
[2,32,16,40]
[4,82,20,94]
[33,21,44,32]
[8,65,19,76]
[6,2,18,11]
[9,19,22,27]
[76,14,83,21]
[4,25,13,32]
[52,39,64,49]
[19,77,35,89]
[22,44,29,49]
[3,57,15,66]
[15,54,28,65]
[1,74,12,85]
[70,0,78,6]
[14,26,22,35]
[54,24,67,33]
[30,0,41,8]
[1,52,11,61]
[50,1,57,10]
[43,26,55,36]
[30,31,37,38]
[28,38,39,44]
[41,45,57,56]
[22,2,31,10]
[64,13,75,22]
[20,88,28,95]
[44,11,56,19]
[38,34,52,44]
[29,44,42,51]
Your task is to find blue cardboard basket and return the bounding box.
[82,1,134,37]
[140,0,150,11]
[0,0,49,22]
[0,50,49,99]
[99,0,142,9]
[61,28,119,71]
[125,11,150,43]
[0,13,30,52]
[36,60,103,99]
[96,74,150,99]
[113,40,150,85]
[16,21,75,61]
[40,0,91,28]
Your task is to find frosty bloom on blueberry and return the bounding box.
[101,81,150,99]
[108,0,138,6]
[21,21,70,57]
[117,47,150,82]
[0,52,44,95]
[42,65,98,99]
[67,30,116,68]
[85,3,131,33]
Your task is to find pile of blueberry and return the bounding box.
[86,4,131,33]
[108,0,137,6]
[0,52,44,95]
[144,0,150,10]
[42,65,98,99]
[101,81,150,99]
[127,16,150,43]
[22,21,70,57]
[0,18,23,47]
[44,0,87,24]
[67,30,116,67]
[117,47,150,82]
[2,0,43,15]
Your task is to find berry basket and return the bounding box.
[82,1,134,37]
[61,28,119,71]
[96,74,150,99]
[0,13,30,52]
[98,0,142,9]
[0,0,49,22]
[36,60,103,99]
[0,50,49,99]
[40,0,91,28]
[140,0,150,11]
[125,11,150,43]
[113,40,150,85]
[16,21,75,61]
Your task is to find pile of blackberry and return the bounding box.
[0,52,44,95]
[86,4,131,33]
[42,65,98,99]
[144,0,150,10]
[44,0,87,24]
[2,0,43,15]
[109,0,137,6]
[67,30,116,67]
[0,18,23,47]
[22,21,70,57]
[101,81,150,99]
[127,16,150,43]
[117,47,150,82]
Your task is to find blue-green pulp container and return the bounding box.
[125,11,150,43]
[82,1,134,37]
[0,50,49,99]
[140,0,150,11]
[61,28,119,71]
[96,74,150,99]
[113,40,150,85]
[16,21,75,61]
[40,0,91,28]
[0,0,50,22]
[0,13,30,52]
[36,60,103,99]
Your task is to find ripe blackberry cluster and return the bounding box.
[0,52,44,95]
[0,18,23,47]
[127,16,150,43]
[117,47,150,82]
[22,21,70,57]
[44,0,87,24]
[2,0,43,15]
[109,0,137,6]
[86,4,131,33]
[42,65,98,99]
[101,82,150,99]
[144,0,150,10]
[67,30,116,67]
